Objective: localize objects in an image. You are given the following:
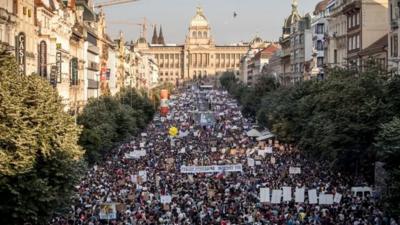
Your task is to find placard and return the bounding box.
[295,187,305,203]
[289,167,301,174]
[99,203,117,220]
[265,147,273,154]
[138,170,147,182]
[247,158,255,167]
[260,188,270,203]
[308,189,318,204]
[282,186,292,202]
[271,189,282,204]
[319,194,334,205]
[334,193,342,204]
[160,195,172,204]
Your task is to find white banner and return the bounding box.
[334,193,342,204]
[260,188,270,203]
[319,194,334,205]
[160,195,172,204]
[99,203,117,220]
[271,189,282,204]
[295,187,305,203]
[282,186,292,202]
[180,164,243,174]
[308,189,318,204]
[289,167,301,174]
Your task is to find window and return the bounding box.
[334,49,338,64]
[198,31,202,38]
[23,7,26,15]
[391,35,398,57]
[316,40,323,51]
[317,57,324,67]
[316,24,324,34]
[70,58,79,85]
[203,31,207,38]
[192,31,197,38]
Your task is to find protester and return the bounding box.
[50,82,398,225]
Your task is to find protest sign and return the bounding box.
[160,195,172,204]
[180,164,243,174]
[131,175,137,183]
[211,147,217,152]
[265,147,273,154]
[260,188,270,203]
[334,193,342,204]
[99,203,117,220]
[271,189,282,204]
[295,187,305,203]
[247,158,255,167]
[308,189,318,204]
[271,157,276,165]
[138,170,147,182]
[282,186,292,202]
[255,161,262,166]
[289,167,301,174]
[258,149,267,157]
[140,142,144,148]
[319,194,334,205]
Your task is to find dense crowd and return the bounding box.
[51,84,399,225]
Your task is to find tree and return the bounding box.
[78,88,155,164]
[375,117,400,215]
[0,50,85,224]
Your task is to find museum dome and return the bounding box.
[190,7,209,27]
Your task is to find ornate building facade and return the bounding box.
[134,7,250,83]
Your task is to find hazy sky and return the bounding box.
[98,0,322,44]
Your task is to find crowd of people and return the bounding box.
[51,83,399,225]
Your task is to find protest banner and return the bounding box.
[295,187,305,203]
[180,164,243,174]
[289,167,301,174]
[99,203,117,220]
[334,193,342,204]
[260,188,270,203]
[271,189,282,204]
[308,189,318,204]
[255,161,262,166]
[282,187,292,202]
[319,194,334,205]
[160,195,172,204]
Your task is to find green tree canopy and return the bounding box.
[0,50,85,224]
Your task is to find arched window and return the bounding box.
[192,31,197,38]
[198,31,202,38]
[204,70,207,77]
[203,31,207,38]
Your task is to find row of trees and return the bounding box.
[220,67,400,214]
[78,88,155,163]
[0,49,158,223]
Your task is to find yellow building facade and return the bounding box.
[134,7,249,83]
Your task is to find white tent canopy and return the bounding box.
[256,132,275,141]
[246,129,262,137]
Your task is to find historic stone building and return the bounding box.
[134,7,250,83]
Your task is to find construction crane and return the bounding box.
[108,17,153,39]
[94,0,140,9]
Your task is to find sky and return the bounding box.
[97,0,322,44]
